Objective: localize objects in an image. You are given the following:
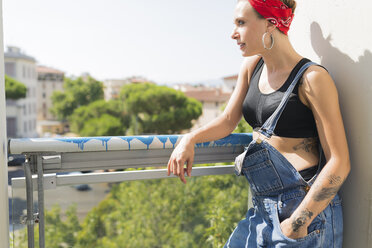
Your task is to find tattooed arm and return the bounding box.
[280,66,351,239]
[281,161,349,239]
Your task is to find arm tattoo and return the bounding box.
[292,208,313,232]
[314,174,343,202]
[328,175,342,185]
[293,138,318,153]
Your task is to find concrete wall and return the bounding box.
[0,0,10,246]
[5,53,38,138]
[37,77,64,121]
[289,1,372,247]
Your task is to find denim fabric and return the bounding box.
[225,62,343,247]
[225,139,343,248]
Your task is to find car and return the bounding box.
[7,154,25,166]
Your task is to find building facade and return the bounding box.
[174,84,231,132]
[4,46,38,138]
[222,74,238,93]
[36,66,65,136]
[103,76,151,101]
[36,66,64,120]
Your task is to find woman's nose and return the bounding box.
[231,29,238,40]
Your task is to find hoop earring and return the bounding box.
[262,32,274,50]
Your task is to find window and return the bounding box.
[23,105,27,115]
[215,102,219,107]
[23,65,26,78]
[24,122,27,133]
[5,62,16,77]
[42,93,46,98]
[6,117,17,138]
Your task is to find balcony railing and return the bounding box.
[8,133,253,248]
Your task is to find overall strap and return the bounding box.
[257,61,318,140]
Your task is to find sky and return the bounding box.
[3,0,244,84]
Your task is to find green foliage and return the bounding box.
[233,118,253,133]
[17,205,81,248]
[69,100,130,136]
[120,83,202,134]
[50,76,104,120]
[16,175,249,248]
[74,175,248,248]
[5,75,27,100]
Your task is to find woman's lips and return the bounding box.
[239,43,246,50]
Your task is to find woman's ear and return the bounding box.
[266,20,276,33]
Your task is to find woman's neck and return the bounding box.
[259,33,303,73]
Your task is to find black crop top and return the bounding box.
[242,57,319,138]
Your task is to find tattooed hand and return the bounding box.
[280,217,308,240]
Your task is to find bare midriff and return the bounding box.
[252,131,320,172]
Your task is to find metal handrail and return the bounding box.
[9,133,253,248]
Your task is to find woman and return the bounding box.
[167,0,350,247]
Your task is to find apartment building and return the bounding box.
[36,66,65,136]
[222,74,238,93]
[174,84,231,131]
[103,76,151,100]
[5,46,38,138]
[36,66,64,120]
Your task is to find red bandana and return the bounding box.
[248,0,294,35]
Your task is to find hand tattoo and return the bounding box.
[292,208,313,232]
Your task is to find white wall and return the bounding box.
[37,77,64,121]
[0,0,10,246]
[289,1,372,246]
[5,54,38,138]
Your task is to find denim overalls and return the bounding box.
[224,62,343,248]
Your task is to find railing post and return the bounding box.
[0,0,10,246]
[24,158,34,248]
[37,156,45,248]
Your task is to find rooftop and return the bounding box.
[223,74,238,80]
[4,46,36,62]
[37,66,64,75]
[183,87,231,103]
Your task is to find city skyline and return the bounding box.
[4,0,244,84]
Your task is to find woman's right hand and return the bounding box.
[167,134,195,184]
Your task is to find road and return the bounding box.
[8,165,112,231]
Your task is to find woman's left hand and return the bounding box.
[280,218,308,240]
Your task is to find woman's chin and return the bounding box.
[241,50,254,57]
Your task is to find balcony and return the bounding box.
[8,133,252,248]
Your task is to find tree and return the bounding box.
[68,100,130,136]
[5,75,27,100]
[50,76,104,120]
[74,174,248,248]
[120,83,202,134]
[15,174,250,248]
[233,118,253,133]
[16,205,81,248]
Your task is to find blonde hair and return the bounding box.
[280,0,296,13]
